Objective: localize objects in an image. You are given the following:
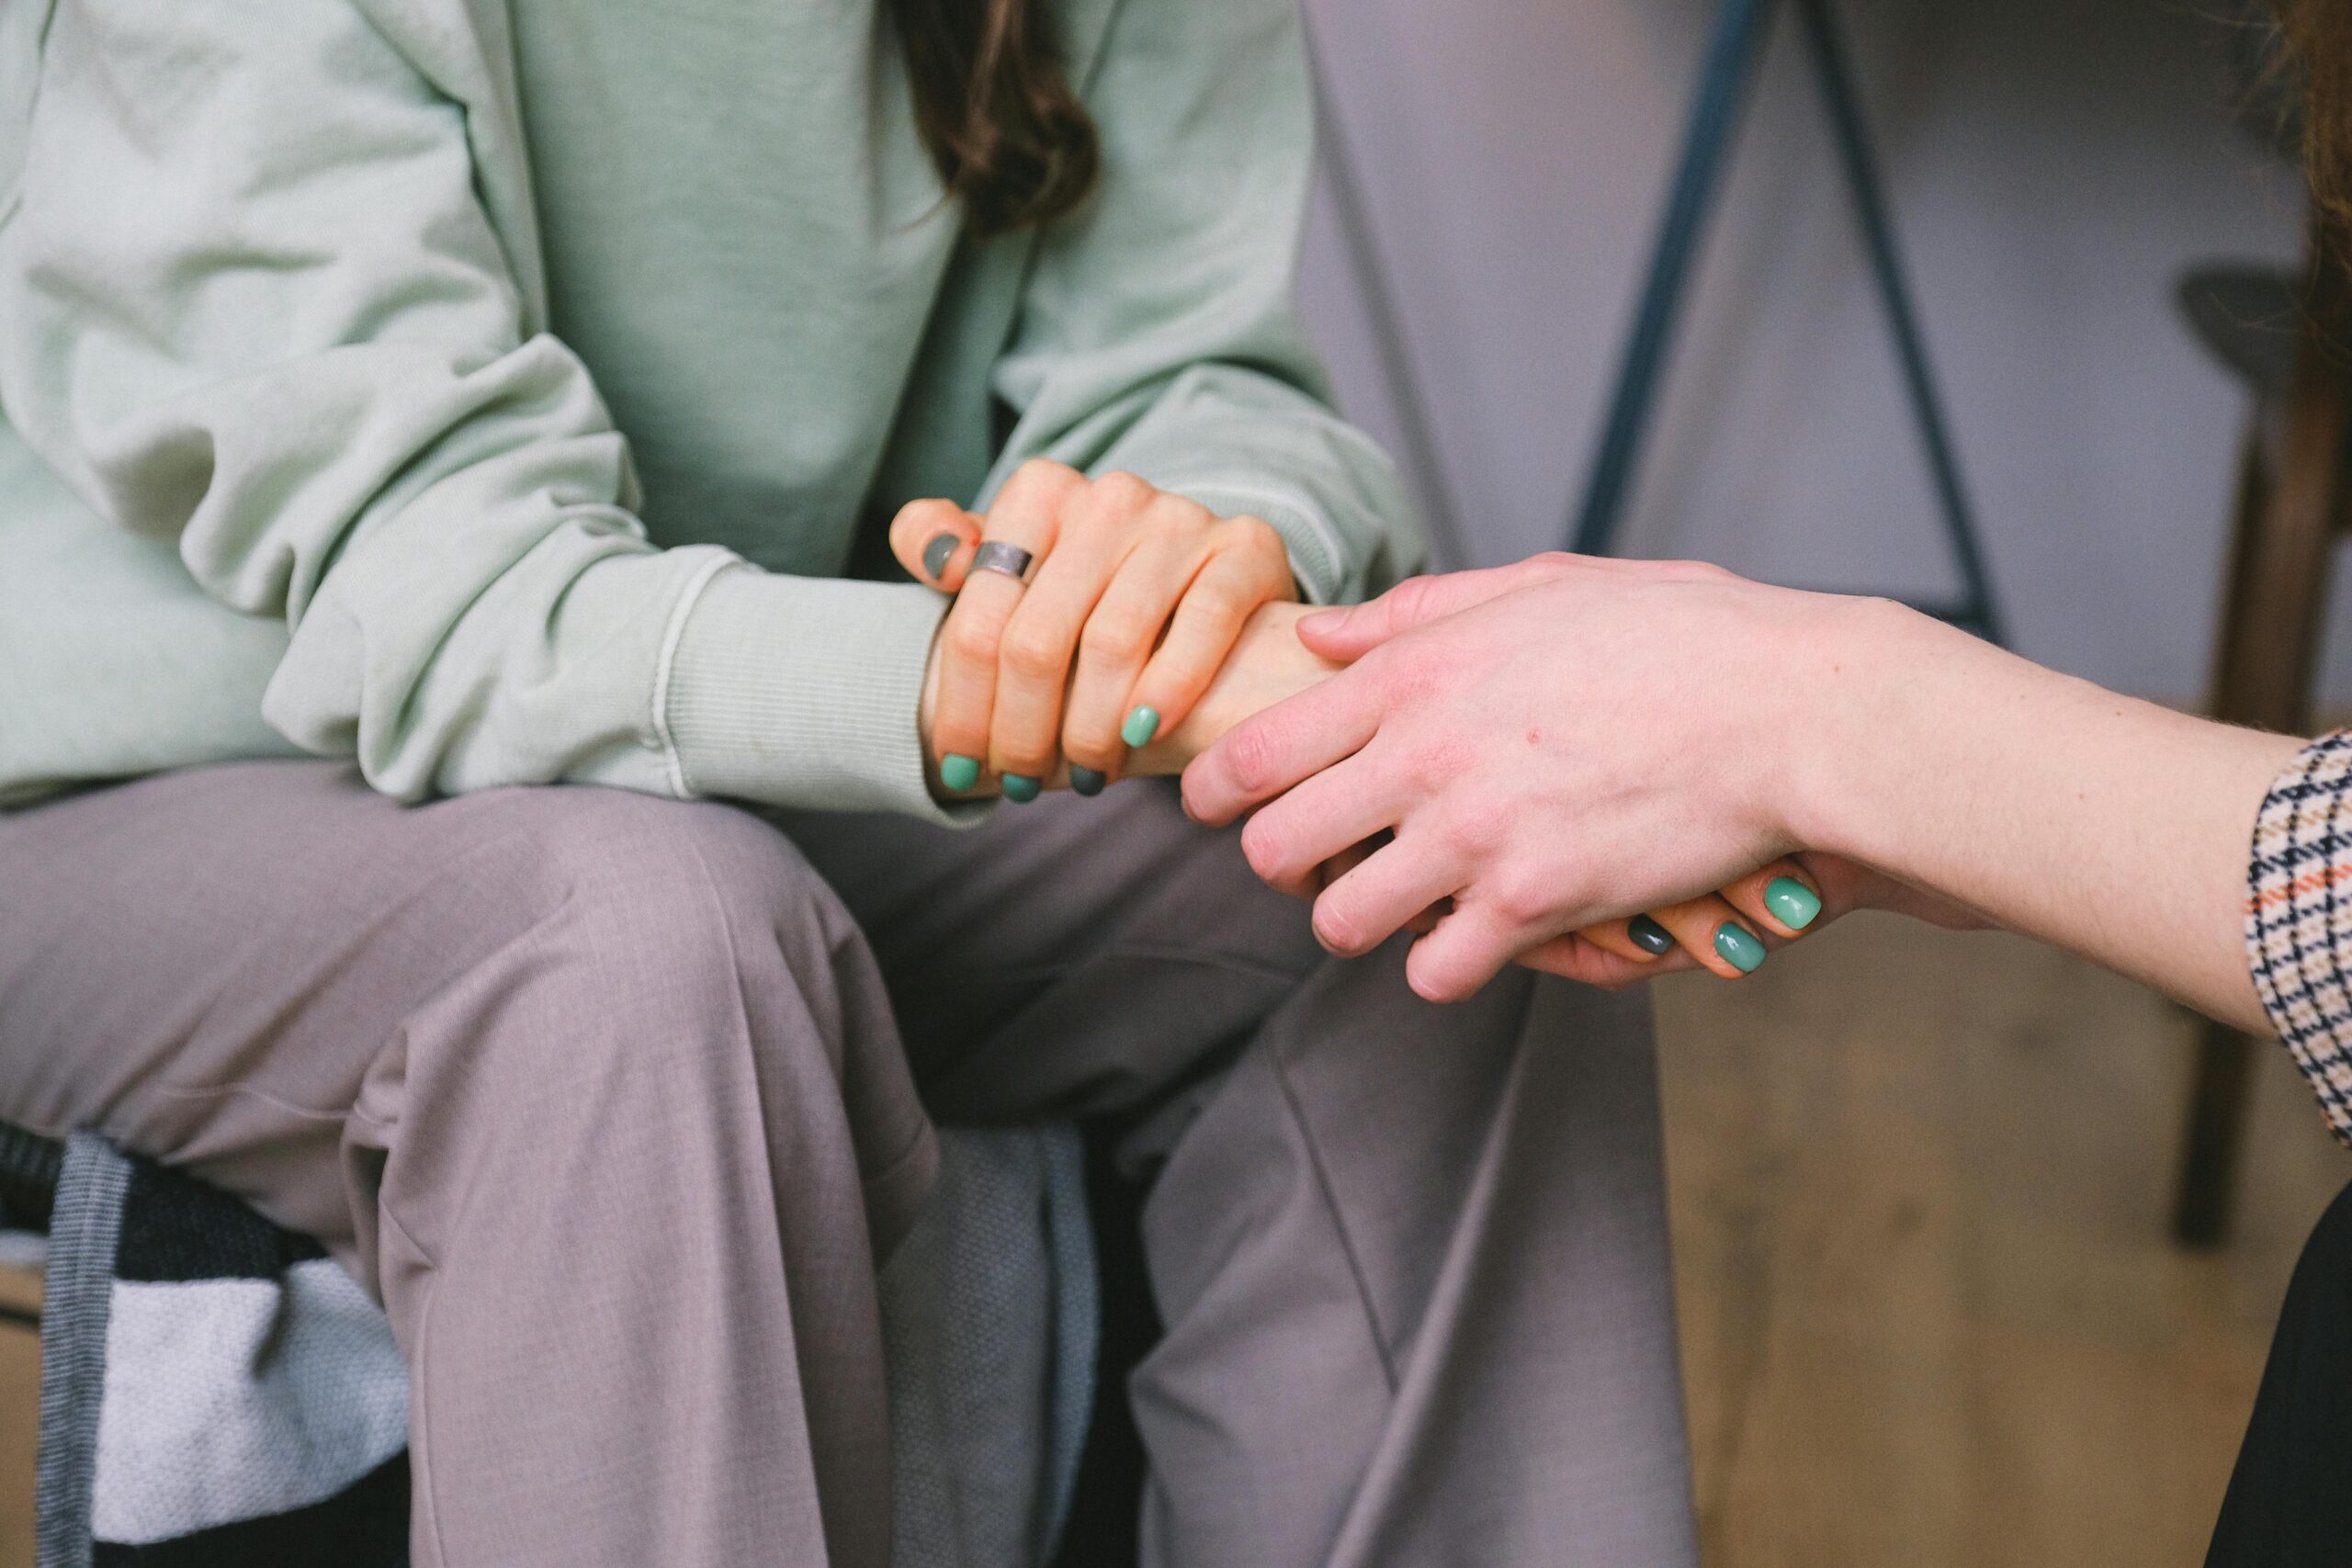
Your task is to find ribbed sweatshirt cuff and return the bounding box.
[662,567,982,825]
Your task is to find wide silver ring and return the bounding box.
[968,541,1035,586]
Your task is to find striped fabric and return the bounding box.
[2248,729,2352,1146]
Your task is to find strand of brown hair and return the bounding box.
[890,0,1100,238]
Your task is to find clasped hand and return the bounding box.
[895,459,1302,795]
[1182,553,1980,1000]
[897,474,1915,1000]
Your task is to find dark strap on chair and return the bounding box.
[0,1122,64,1232]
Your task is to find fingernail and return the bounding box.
[1714,921,1767,974]
[1627,914,1676,956]
[940,753,980,793]
[1298,607,1347,637]
[1001,773,1041,804]
[1121,706,1160,748]
[1069,765,1107,797]
[922,533,959,581]
[1764,875,1821,931]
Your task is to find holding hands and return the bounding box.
[1182,554,1975,1000]
[896,470,1924,1000]
[891,459,1296,799]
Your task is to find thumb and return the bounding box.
[1298,556,1572,660]
[889,498,984,592]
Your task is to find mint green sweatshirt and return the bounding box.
[0,0,1416,818]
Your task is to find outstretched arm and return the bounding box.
[1182,554,2301,1027]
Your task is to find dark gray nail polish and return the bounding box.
[1069,765,1107,797]
[922,533,958,581]
[1627,915,1676,956]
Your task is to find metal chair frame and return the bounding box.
[1570,0,2005,642]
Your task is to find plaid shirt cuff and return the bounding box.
[2248,728,2352,1146]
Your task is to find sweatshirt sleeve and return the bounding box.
[983,0,1422,606]
[0,0,956,820]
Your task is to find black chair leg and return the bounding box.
[2177,1020,2262,1247]
[1791,0,2002,643]
[1573,0,1779,558]
[1570,0,2005,643]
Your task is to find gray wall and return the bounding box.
[1296,0,2326,700]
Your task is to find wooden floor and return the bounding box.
[1655,914,2347,1567]
[0,916,2334,1567]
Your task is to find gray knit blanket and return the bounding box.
[29,1125,1094,1568]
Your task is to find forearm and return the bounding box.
[1787,601,2302,1030]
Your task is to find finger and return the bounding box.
[1310,827,1468,960]
[1648,893,1770,980]
[1577,919,1668,966]
[1517,931,1699,989]
[889,499,984,591]
[1058,527,1200,777]
[1309,837,1377,896]
[1121,523,1293,744]
[932,477,1078,782]
[1718,859,1825,941]
[1180,660,1385,827]
[1237,742,1408,897]
[1402,902,1529,1003]
[1295,553,1582,660]
[987,518,1132,784]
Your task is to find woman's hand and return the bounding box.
[1518,852,1986,989]
[891,459,1295,798]
[1182,553,1907,999]
[1186,548,2300,1027]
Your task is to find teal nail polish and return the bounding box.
[1069,765,1107,797]
[940,753,980,793]
[1001,773,1041,804]
[1764,876,1821,931]
[922,533,958,581]
[1714,922,1767,974]
[1627,915,1675,956]
[1121,705,1161,748]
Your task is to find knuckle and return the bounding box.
[1381,646,1448,705]
[1087,469,1157,522]
[1218,513,1283,555]
[1011,457,1078,493]
[1000,622,1071,682]
[1387,574,1438,621]
[1435,801,1501,863]
[1183,580,1248,626]
[944,614,1002,669]
[1408,732,1473,790]
[1488,872,1555,931]
[1222,719,1281,793]
[1148,493,1212,537]
[1079,610,1154,666]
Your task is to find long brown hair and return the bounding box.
[2274,1,2352,233]
[889,0,1099,238]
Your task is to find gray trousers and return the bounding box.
[0,761,1696,1567]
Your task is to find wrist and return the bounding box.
[1774,594,1965,863]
